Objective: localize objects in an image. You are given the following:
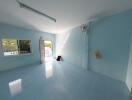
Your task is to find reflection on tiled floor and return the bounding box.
[9,79,22,96]
[0,61,129,100]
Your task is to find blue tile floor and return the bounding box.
[0,61,129,100]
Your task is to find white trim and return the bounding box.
[1,38,32,57]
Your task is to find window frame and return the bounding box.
[1,38,19,57]
[18,40,32,56]
[1,38,32,57]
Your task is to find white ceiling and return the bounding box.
[0,0,132,34]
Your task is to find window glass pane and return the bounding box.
[19,40,31,54]
[2,39,18,56]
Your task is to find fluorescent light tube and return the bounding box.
[17,0,56,22]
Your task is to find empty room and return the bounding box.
[0,0,132,100]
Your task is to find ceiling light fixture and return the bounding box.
[17,0,56,22]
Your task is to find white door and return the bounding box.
[39,37,45,64]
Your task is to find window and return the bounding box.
[2,39,19,56]
[2,39,32,56]
[19,40,31,54]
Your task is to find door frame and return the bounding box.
[39,37,54,64]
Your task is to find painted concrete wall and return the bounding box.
[0,23,55,71]
[126,32,132,92]
[56,27,88,69]
[89,10,132,81]
[56,10,132,81]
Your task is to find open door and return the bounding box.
[44,41,53,62]
[39,37,53,64]
[39,37,45,64]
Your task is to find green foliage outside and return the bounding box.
[2,39,31,53]
[2,39,18,52]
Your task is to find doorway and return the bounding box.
[44,41,53,62]
[39,37,53,64]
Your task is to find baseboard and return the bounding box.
[130,88,132,100]
[130,95,132,100]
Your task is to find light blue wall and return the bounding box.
[126,32,132,91]
[0,23,55,71]
[56,27,88,69]
[89,10,132,81]
[56,10,132,81]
